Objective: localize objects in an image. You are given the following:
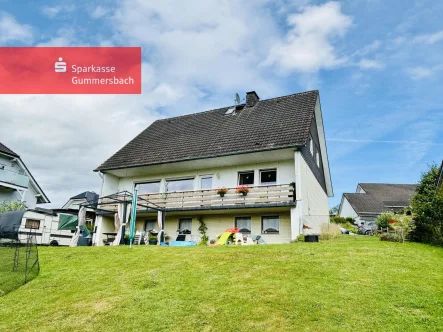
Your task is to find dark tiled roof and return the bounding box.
[343,183,417,216]
[71,191,99,207]
[0,142,19,157]
[95,90,319,171]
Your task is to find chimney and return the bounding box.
[246,91,260,107]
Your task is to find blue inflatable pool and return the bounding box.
[168,241,197,246]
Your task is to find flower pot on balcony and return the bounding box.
[241,192,247,196]
[219,193,225,197]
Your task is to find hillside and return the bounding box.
[1,237,442,331]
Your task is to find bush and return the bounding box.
[319,223,341,240]
[410,164,443,246]
[380,233,402,242]
[345,217,355,223]
[342,222,356,233]
[330,215,346,224]
[0,201,27,214]
[376,212,395,229]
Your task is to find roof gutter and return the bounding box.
[94,144,304,173]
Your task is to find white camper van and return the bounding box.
[17,210,74,246]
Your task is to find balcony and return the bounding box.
[0,168,29,188]
[101,184,296,212]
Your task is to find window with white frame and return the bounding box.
[166,178,194,192]
[144,220,157,232]
[235,217,251,233]
[309,135,314,155]
[262,216,279,234]
[135,181,161,194]
[179,218,192,234]
[200,176,213,189]
[260,169,277,185]
[238,171,254,185]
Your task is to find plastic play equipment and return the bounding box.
[214,227,239,246]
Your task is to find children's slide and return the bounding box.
[216,231,233,245]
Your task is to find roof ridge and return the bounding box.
[153,90,319,123]
[358,183,416,186]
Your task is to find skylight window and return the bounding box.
[225,107,235,115]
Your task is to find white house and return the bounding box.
[92,90,333,245]
[339,183,417,224]
[0,142,50,208]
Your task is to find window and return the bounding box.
[135,181,160,194]
[238,171,254,185]
[144,220,157,232]
[25,219,40,229]
[166,178,194,192]
[235,217,251,233]
[262,216,279,234]
[260,169,277,185]
[179,218,192,234]
[309,135,314,155]
[200,176,213,189]
[316,151,320,167]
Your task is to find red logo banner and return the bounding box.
[0,47,141,94]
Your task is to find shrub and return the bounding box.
[345,217,355,223]
[0,200,27,214]
[342,222,356,233]
[410,164,443,246]
[319,223,341,240]
[380,233,402,242]
[296,234,305,242]
[376,212,395,229]
[330,215,346,224]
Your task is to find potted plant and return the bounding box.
[148,233,158,245]
[235,185,249,196]
[216,187,228,197]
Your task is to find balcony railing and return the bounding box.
[0,168,29,188]
[101,184,295,212]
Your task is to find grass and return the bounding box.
[0,236,442,331]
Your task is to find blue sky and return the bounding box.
[0,0,442,208]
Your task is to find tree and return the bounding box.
[329,204,340,215]
[0,200,28,214]
[410,164,443,246]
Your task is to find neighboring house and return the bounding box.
[0,142,50,208]
[92,90,333,245]
[58,191,99,225]
[339,183,417,224]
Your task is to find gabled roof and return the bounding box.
[342,183,417,216]
[70,191,99,206]
[0,141,50,204]
[95,90,319,172]
[62,191,99,209]
[0,142,19,158]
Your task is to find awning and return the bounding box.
[58,213,78,230]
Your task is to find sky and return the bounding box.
[0,0,442,209]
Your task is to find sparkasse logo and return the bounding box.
[55,57,66,72]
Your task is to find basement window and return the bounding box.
[179,218,192,234]
[260,169,277,185]
[238,171,254,185]
[235,217,251,234]
[25,219,40,229]
[262,216,279,234]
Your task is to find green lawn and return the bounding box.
[0,237,442,331]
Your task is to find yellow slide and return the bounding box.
[216,232,232,245]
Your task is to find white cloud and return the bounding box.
[264,2,353,73]
[37,28,76,46]
[407,66,434,80]
[413,30,443,45]
[41,5,75,18]
[358,59,384,70]
[90,5,110,19]
[0,11,33,44]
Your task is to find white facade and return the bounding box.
[0,152,49,208]
[94,149,331,245]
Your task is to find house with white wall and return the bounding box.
[339,183,417,224]
[0,142,50,208]
[92,90,333,245]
